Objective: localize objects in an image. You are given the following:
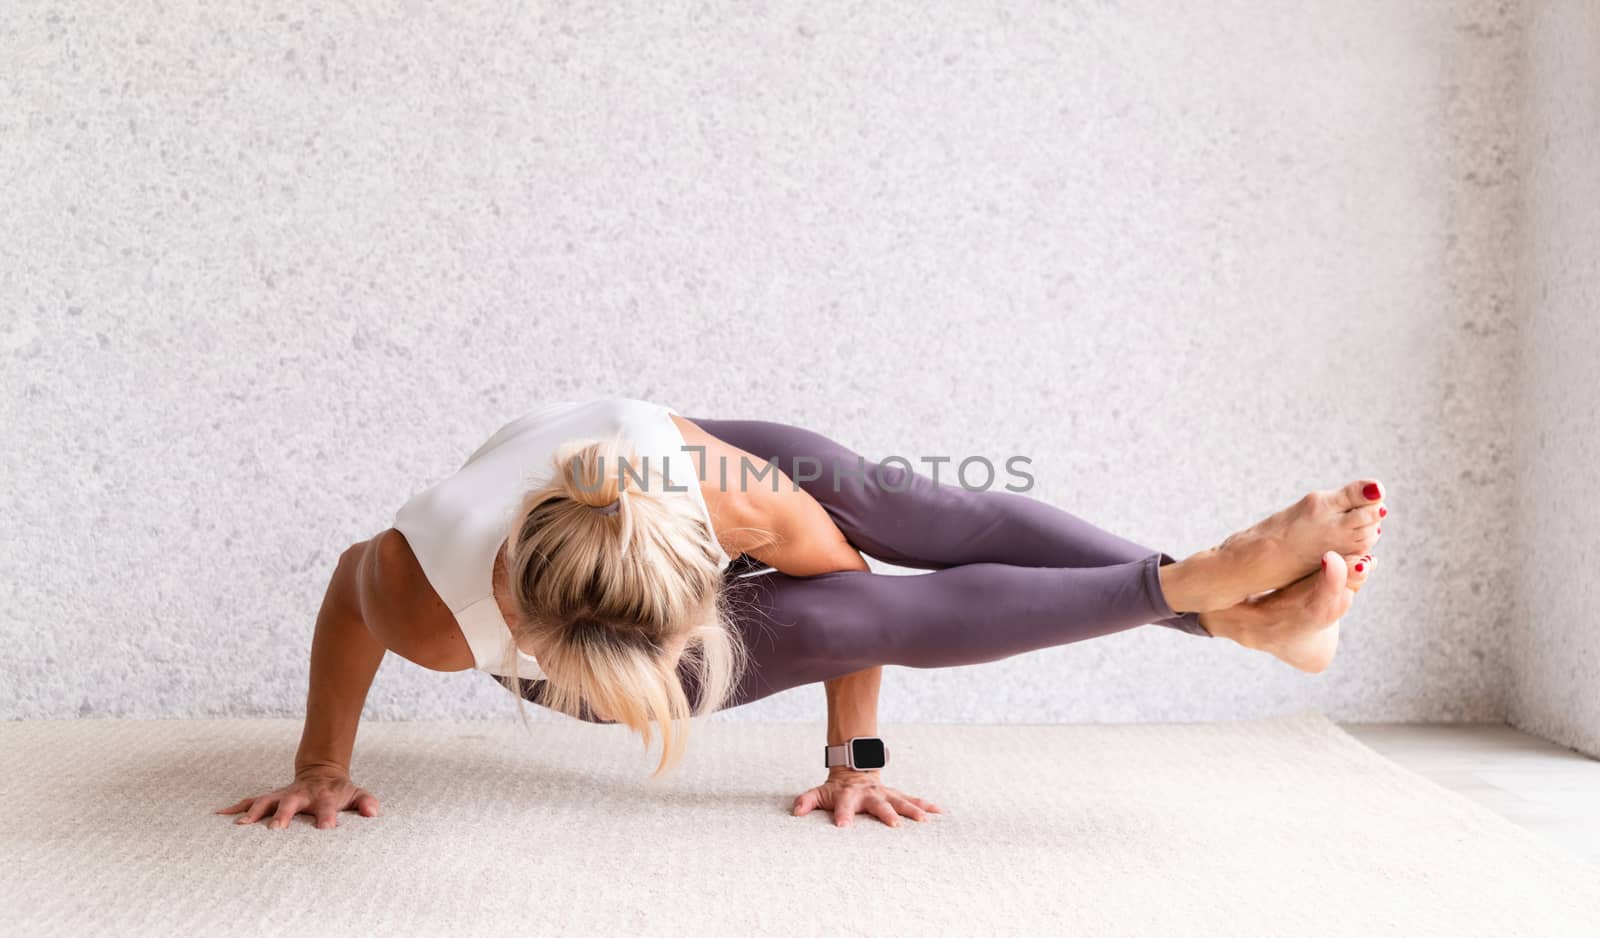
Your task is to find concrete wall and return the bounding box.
[1508,0,1600,756]
[2,2,1530,724]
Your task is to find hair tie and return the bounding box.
[591,498,622,516]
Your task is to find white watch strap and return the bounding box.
[824,743,849,768]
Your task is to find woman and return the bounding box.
[217,397,1385,831]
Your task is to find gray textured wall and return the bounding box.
[3,2,1529,725]
[1509,0,1600,756]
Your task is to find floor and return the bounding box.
[7,713,1599,937]
[1343,722,1600,866]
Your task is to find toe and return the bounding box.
[1346,553,1372,592]
[1344,504,1383,528]
[1315,551,1353,617]
[1344,550,1369,589]
[1346,522,1381,553]
[1318,551,1350,587]
[1335,479,1385,511]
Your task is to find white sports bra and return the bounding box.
[392,397,732,679]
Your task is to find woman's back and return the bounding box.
[391,397,730,678]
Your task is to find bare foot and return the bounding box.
[1162,479,1387,612]
[1198,551,1374,673]
[1235,550,1376,603]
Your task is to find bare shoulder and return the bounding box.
[355,528,476,672]
[667,414,862,576]
[668,413,781,557]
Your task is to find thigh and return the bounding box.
[684,567,911,713]
[684,414,1171,572]
[506,569,855,720]
[683,414,966,568]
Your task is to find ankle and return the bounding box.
[1157,549,1228,614]
[1197,603,1263,646]
[1156,556,1196,614]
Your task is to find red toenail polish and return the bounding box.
[1363,483,1381,500]
[1376,526,1382,534]
[1355,563,1364,572]
[1321,557,1327,569]
[1378,506,1387,518]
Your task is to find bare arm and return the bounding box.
[669,416,941,826]
[217,540,388,829]
[294,540,389,777]
[731,487,883,752]
[668,415,882,751]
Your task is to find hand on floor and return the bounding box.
[791,768,943,828]
[215,769,382,830]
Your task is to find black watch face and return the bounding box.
[850,737,886,769]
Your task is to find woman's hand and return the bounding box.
[215,769,381,830]
[791,768,943,828]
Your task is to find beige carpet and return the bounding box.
[3,713,1597,937]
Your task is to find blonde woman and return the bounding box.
[217,397,1386,831]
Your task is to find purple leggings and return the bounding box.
[513,416,1209,719]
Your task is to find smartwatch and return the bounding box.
[824,736,889,770]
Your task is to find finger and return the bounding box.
[352,791,381,818]
[909,796,943,814]
[792,789,819,817]
[268,793,308,830]
[216,798,253,815]
[833,790,860,828]
[314,801,339,831]
[867,797,900,828]
[888,794,928,822]
[238,796,277,825]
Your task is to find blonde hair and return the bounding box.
[496,434,749,778]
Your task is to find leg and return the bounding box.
[683,415,1207,636]
[516,549,1376,720]
[693,554,1182,712]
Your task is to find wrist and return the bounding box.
[295,760,351,779]
[827,766,881,781]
